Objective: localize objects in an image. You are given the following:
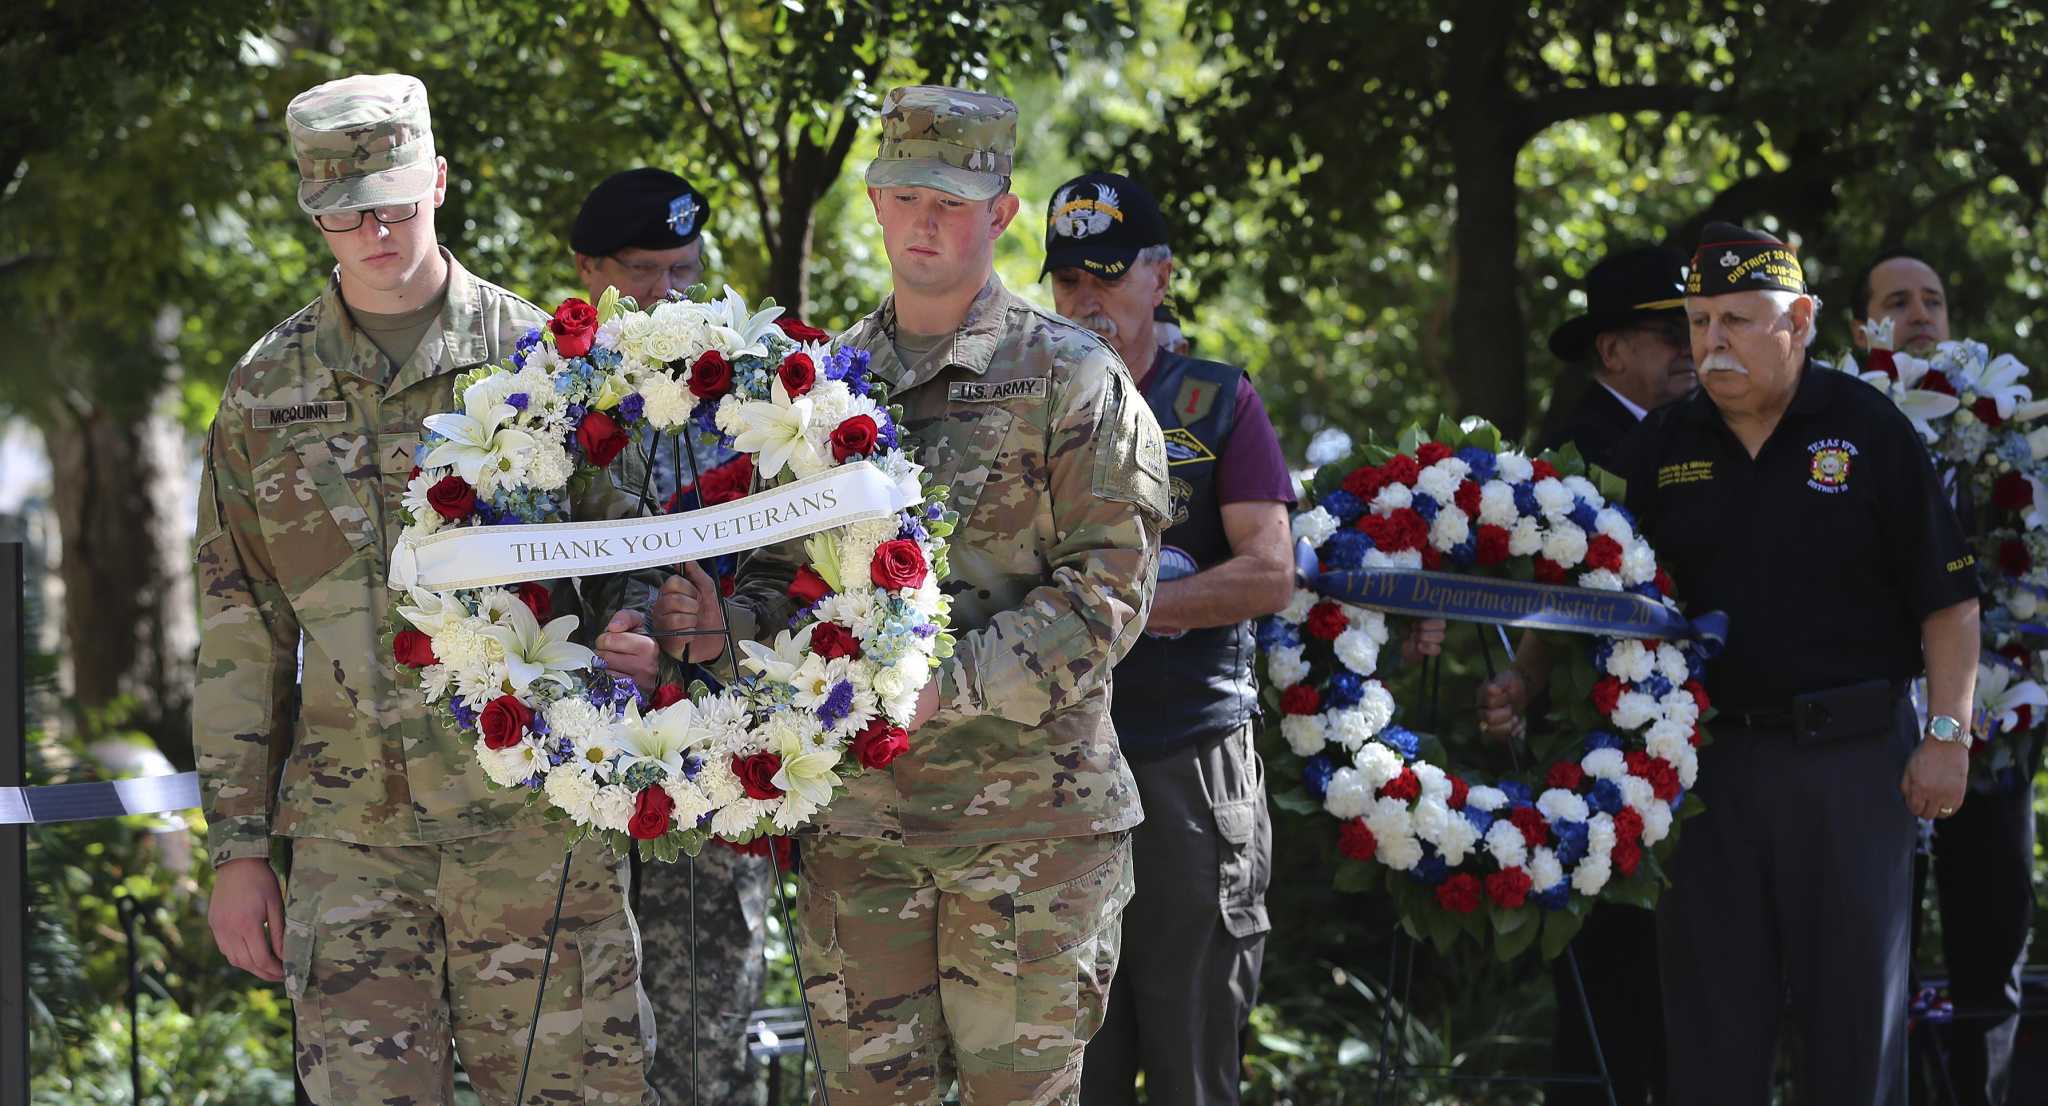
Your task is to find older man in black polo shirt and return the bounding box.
[1485,222,1981,1105]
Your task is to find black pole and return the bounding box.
[117,894,143,1104]
[513,845,577,1105]
[1,542,29,1106]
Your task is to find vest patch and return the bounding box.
[948,379,1048,403]
[250,401,349,429]
[1162,427,1217,466]
[1173,377,1219,423]
[1657,460,1714,488]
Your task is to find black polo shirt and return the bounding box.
[1610,362,1980,713]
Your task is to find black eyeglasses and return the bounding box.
[314,202,422,233]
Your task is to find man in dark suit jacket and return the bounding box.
[1540,246,1697,472]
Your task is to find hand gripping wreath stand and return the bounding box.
[512,434,835,1106]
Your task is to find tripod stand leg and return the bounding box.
[1562,944,1621,1106]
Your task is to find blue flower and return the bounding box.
[506,392,530,411]
[1322,529,1372,570]
[817,680,857,729]
[1591,640,1615,672]
[1408,847,1450,886]
[1587,779,1624,817]
[515,326,543,354]
[1256,617,1303,650]
[1568,498,1599,531]
[1499,781,1534,804]
[692,401,721,434]
[1640,674,1674,699]
[1554,819,1591,866]
[566,402,587,422]
[876,418,900,449]
[1628,582,1664,600]
[1319,489,1365,524]
[899,516,929,542]
[451,701,477,731]
[683,754,704,781]
[1584,730,1624,752]
[1302,754,1337,800]
[1411,493,1441,521]
[1534,882,1572,910]
[1325,672,1365,709]
[1462,807,1495,835]
[1381,725,1420,761]
[618,394,645,422]
[1449,536,1477,567]
[1512,482,1539,517]
[1455,446,1498,483]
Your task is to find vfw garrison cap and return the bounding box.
[287,73,438,216]
[865,85,1017,202]
[572,168,710,256]
[1688,221,1807,297]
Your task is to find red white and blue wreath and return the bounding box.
[1259,419,1714,958]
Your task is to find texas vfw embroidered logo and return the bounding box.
[1050,182,1124,240]
[1807,438,1857,493]
[667,192,700,237]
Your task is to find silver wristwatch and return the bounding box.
[1926,714,1969,747]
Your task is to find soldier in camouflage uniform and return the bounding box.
[577,169,774,1106]
[198,73,652,1105]
[648,85,1170,1106]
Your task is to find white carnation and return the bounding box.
[661,776,714,827]
[545,768,600,824]
[1529,847,1565,892]
[2011,589,2040,620]
[591,784,637,834]
[1325,708,1377,752]
[1323,768,1374,819]
[1429,509,1470,551]
[1676,748,1699,789]
[1358,683,1396,735]
[1533,477,1573,518]
[1619,776,1656,812]
[1581,748,1627,780]
[1278,589,1318,624]
[1655,644,1690,684]
[1563,475,1601,503]
[1412,796,1454,844]
[1580,569,1624,591]
[1349,607,1391,642]
[1434,812,1481,866]
[1485,819,1529,869]
[1509,517,1544,557]
[640,374,694,429]
[1659,691,1700,729]
[1371,483,1413,512]
[1537,788,1590,824]
[1495,452,1535,484]
[1415,463,1461,503]
[1465,785,1508,812]
[1642,801,1674,845]
[1587,812,1617,855]
[1607,641,1654,683]
[1292,507,1340,549]
[1621,540,1658,585]
[1267,645,1311,688]
[1570,855,1612,896]
[1354,743,1403,792]
[1478,481,1520,527]
[1365,798,1422,870]
[1611,691,1659,730]
[479,740,542,788]
[1364,548,1424,570]
[1334,628,1382,675]
[1413,761,1450,801]
[1593,508,1632,539]
[1542,524,1589,569]
[1281,713,1327,757]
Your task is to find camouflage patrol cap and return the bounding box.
[865,85,1017,201]
[286,73,438,215]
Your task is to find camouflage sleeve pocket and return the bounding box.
[196,465,226,548]
[570,907,653,1093]
[1089,377,1170,520]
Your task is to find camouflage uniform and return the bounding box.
[195,73,650,1105]
[720,86,1170,1106]
[638,845,772,1106]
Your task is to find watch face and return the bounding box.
[1930,716,1962,740]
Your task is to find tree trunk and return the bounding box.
[1443,2,1530,439]
[42,388,196,766]
[768,186,817,318]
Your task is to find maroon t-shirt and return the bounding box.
[1137,352,1297,506]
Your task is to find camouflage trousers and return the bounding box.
[282,827,654,1105]
[636,843,772,1106]
[794,832,1134,1106]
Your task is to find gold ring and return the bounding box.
[1938,806,1955,816]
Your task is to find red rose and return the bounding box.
[778,352,817,397]
[1654,568,1676,597]
[789,565,834,606]
[1534,557,1567,584]
[1508,805,1551,848]
[1683,679,1710,714]
[1531,459,1561,482]
[1435,873,1482,914]
[1866,348,1898,381]
[1416,441,1453,466]
[1453,479,1482,517]
[628,786,675,840]
[1381,454,1420,487]
[1475,525,1511,566]
[1613,806,1646,844]
[1378,767,1421,802]
[393,629,438,668]
[1337,818,1379,862]
[1447,775,1469,810]
[514,581,553,623]
[852,719,909,770]
[1995,472,2033,511]
[650,682,688,710]
[1306,601,1350,641]
[576,410,631,468]
[1973,397,2005,427]
[1921,369,1957,396]
[1585,534,1624,573]
[1999,642,2030,666]
[716,834,796,870]
[732,752,785,800]
[1485,867,1533,909]
[1342,465,1386,501]
[688,351,734,400]
[776,317,831,344]
[2000,539,2031,577]
[479,694,532,750]
[1613,839,1643,877]
[870,539,929,591]
[698,454,754,506]
[830,415,880,462]
[549,298,599,358]
[1545,761,1585,792]
[1592,676,1625,716]
[427,475,477,520]
[811,621,864,660]
[1280,684,1322,715]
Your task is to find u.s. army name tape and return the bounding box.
[391,461,919,592]
[1296,541,1727,644]
[0,771,200,825]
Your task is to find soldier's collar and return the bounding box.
[390,250,489,393]
[879,274,1007,385]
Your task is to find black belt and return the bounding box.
[1721,678,1909,742]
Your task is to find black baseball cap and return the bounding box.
[1687,220,1806,297]
[1041,171,1170,279]
[571,168,709,256]
[1547,246,1690,361]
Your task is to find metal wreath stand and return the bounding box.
[1366,622,1621,1106]
[511,432,834,1106]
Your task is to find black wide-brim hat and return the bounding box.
[1547,245,1690,361]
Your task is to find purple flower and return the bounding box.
[451,702,477,731]
[618,394,645,422]
[506,392,530,411]
[816,679,857,728]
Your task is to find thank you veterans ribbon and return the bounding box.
[392,462,919,592]
[1296,540,1727,644]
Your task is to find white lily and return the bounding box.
[1884,351,1961,441]
[395,586,466,636]
[477,600,593,691]
[422,379,537,486]
[731,377,819,480]
[738,629,808,685]
[706,284,786,356]
[612,698,705,779]
[1976,658,2048,735]
[770,724,844,812]
[1962,352,2033,419]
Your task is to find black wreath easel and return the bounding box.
[1366,622,1620,1106]
[509,431,836,1106]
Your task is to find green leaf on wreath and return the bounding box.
[1680,792,1708,818]
[1397,425,1428,455]
[1491,900,1535,936]
[1272,788,1323,816]
[1589,463,1629,506]
[1540,908,1588,959]
[1543,441,1588,478]
[1332,857,1379,894]
[1493,909,1544,962]
[1457,417,1504,453]
[1603,874,1660,911]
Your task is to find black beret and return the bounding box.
[571,168,709,256]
